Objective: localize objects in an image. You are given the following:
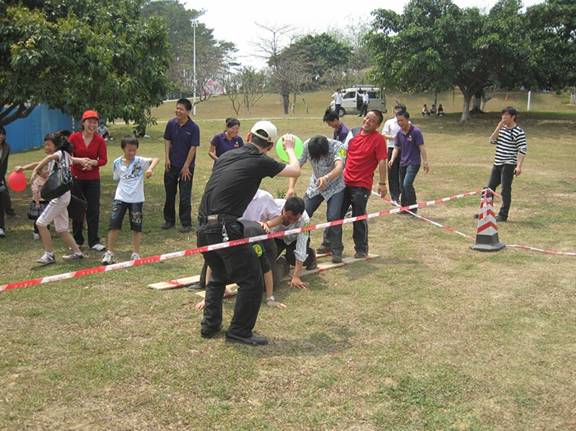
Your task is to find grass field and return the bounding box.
[1,89,575,430]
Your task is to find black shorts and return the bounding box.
[108,200,143,232]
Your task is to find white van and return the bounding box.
[329,85,387,117]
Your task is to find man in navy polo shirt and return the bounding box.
[162,98,200,233]
[323,110,351,144]
[208,118,244,162]
[389,111,430,214]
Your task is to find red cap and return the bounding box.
[81,110,99,121]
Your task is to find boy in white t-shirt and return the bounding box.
[102,137,159,264]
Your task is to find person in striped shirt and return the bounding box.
[485,106,527,222]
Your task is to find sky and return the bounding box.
[183,0,544,69]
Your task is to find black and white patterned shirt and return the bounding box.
[299,138,347,200]
[492,125,527,166]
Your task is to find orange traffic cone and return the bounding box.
[471,189,505,252]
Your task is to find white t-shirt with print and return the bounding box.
[113,156,152,203]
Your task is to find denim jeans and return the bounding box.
[304,189,345,256]
[387,147,401,202]
[72,179,101,247]
[341,186,370,254]
[163,166,193,227]
[399,164,421,212]
[487,164,516,219]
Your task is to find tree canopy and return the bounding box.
[142,0,236,101]
[366,0,532,121]
[0,0,171,127]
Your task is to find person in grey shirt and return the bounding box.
[287,135,346,263]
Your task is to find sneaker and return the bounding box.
[179,225,192,233]
[62,251,85,261]
[130,252,140,261]
[102,250,115,265]
[316,246,332,255]
[37,252,55,266]
[354,251,368,259]
[496,215,507,222]
[0,228,5,238]
[331,254,343,264]
[33,232,40,240]
[91,243,106,252]
[161,222,175,230]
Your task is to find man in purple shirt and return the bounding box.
[208,118,244,161]
[323,110,350,143]
[389,111,430,214]
[162,98,200,233]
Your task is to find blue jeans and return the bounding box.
[341,186,370,254]
[399,164,420,212]
[304,189,345,256]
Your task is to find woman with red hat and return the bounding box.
[68,110,108,251]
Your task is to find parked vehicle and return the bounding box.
[329,85,387,116]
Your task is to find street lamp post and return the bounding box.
[191,19,198,116]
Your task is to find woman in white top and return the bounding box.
[17,132,91,265]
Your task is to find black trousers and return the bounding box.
[341,186,370,254]
[487,164,516,218]
[1,177,12,212]
[72,179,101,247]
[274,237,315,267]
[0,187,5,229]
[163,166,193,227]
[387,147,401,202]
[197,221,264,338]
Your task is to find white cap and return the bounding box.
[250,120,277,143]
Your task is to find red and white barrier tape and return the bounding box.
[376,192,576,257]
[0,189,482,293]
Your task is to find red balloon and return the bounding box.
[7,171,27,193]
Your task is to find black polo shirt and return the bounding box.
[199,144,285,219]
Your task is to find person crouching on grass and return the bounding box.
[18,133,89,265]
[101,137,159,264]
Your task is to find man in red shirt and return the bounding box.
[69,110,108,251]
[342,110,388,258]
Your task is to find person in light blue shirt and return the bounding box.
[102,136,159,265]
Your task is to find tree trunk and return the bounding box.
[460,91,473,122]
[470,89,484,114]
[281,93,289,115]
[571,88,576,105]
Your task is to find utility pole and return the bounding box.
[191,19,198,116]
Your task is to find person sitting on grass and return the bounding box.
[102,137,159,264]
[18,132,90,265]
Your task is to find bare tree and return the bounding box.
[240,67,266,113]
[222,73,242,115]
[253,23,297,114]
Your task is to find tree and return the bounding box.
[0,0,171,128]
[525,0,576,103]
[142,0,236,102]
[366,0,529,122]
[280,33,351,84]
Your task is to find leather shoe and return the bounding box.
[179,225,192,233]
[161,222,175,230]
[225,332,268,346]
[331,254,343,264]
[496,215,507,222]
[354,251,368,259]
[201,325,222,339]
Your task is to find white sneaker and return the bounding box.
[130,252,141,261]
[62,251,85,261]
[37,252,55,266]
[0,228,5,238]
[102,250,115,265]
[33,232,40,240]
[91,243,106,252]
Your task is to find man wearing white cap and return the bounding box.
[196,120,301,346]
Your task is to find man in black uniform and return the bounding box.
[197,121,301,345]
